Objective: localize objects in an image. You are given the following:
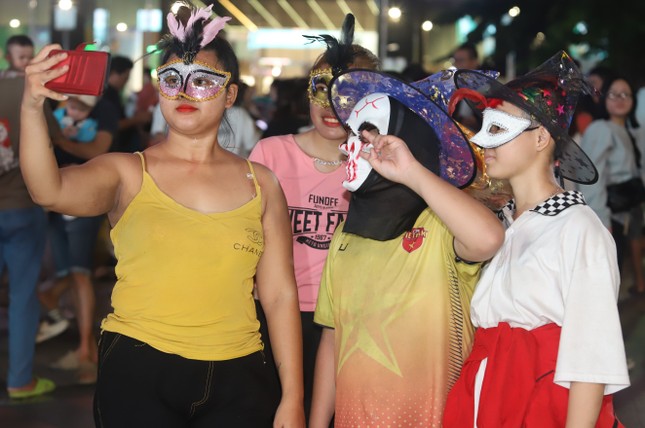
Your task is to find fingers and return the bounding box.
[24,44,69,104]
[31,44,63,63]
[26,47,67,76]
[360,130,402,151]
[41,65,69,84]
[360,129,381,146]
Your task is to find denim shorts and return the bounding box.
[48,212,103,277]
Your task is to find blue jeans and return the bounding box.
[0,207,46,388]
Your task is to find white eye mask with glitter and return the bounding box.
[471,107,535,148]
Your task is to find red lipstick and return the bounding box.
[322,115,341,128]
[176,104,197,113]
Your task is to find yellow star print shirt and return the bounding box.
[314,208,481,427]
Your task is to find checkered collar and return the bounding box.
[497,190,586,220]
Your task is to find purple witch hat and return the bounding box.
[328,69,477,188]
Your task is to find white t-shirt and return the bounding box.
[150,103,166,136]
[471,190,630,394]
[577,120,641,227]
[636,87,645,130]
[219,106,259,157]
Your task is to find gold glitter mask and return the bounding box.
[308,68,333,108]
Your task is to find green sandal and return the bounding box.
[8,377,56,399]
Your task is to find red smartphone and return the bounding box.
[45,44,110,96]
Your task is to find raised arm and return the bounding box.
[20,44,121,217]
[361,130,504,262]
[253,164,305,428]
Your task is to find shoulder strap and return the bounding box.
[135,151,147,172]
[245,159,261,195]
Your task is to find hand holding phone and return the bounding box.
[44,43,110,96]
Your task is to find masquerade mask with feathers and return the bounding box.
[304,14,356,108]
[157,3,231,65]
[157,59,231,102]
[155,3,232,102]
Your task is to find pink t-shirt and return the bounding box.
[250,134,350,311]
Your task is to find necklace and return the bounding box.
[313,157,344,167]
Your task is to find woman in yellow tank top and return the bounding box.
[19,2,304,427]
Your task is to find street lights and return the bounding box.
[388,7,402,22]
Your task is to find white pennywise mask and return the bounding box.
[471,107,538,148]
[340,93,391,192]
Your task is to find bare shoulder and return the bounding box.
[90,152,143,181]
[250,160,287,216]
[250,160,281,191]
[83,151,138,167]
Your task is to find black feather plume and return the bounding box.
[156,1,208,64]
[303,14,356,76]
[339,13,355,46]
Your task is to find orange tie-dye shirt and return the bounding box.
[315,208,480,427]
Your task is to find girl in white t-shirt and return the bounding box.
[443,51,630,427]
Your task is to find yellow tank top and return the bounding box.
[101,152,264,360]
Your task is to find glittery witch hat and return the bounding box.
[453,50,598,184]
[328,69,476,188]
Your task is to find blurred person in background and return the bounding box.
[578,75,645,296]
[0,34,55,399]
[40,86,119,385]
[133,67,159,147]
[0,74,56,399]
[0,35,34,79]
[452,42,481,131]
[262,77,311,138]
[35,95,100,347]
[104,56,149,153]
[217,81,259,157]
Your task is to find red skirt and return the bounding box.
[443,323,622,427]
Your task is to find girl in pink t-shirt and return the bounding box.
[249,14,379,419]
